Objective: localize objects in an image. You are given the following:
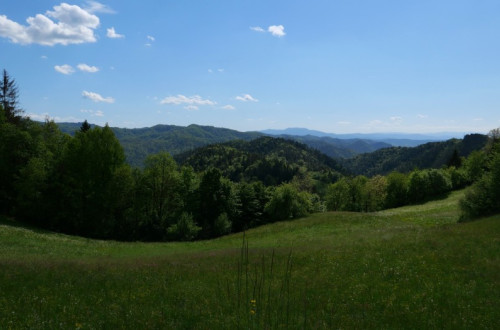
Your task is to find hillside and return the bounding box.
[276,134,391,158]
[341,133,488,176]
[175,136,345,185]
[1,191,499,328]
[57,122,264,167]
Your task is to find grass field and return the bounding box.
[1,190,499,329]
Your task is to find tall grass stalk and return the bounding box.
[218,233,300,329]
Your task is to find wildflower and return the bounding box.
[75,323,83,329]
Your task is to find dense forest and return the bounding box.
[341,134,489,176]
[1,69,499,242]
[58,122,400,167]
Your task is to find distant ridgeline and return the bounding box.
[57,122,487,177]
[341,134,488,176]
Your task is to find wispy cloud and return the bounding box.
[160,95,216,106]
[77,63,99,73]
[222,105,235,110]
[390,116,403,124]
[0,3,99,46]
[107,27,124,39]
[417,114,428,119]
[184,105,199,111]
[81,109,104,117]
[250,25,286,37]
[82,91,115,103]
[147,35,155,41]
[250,26,265,32]
[54,64,75,75]
[84,1,116,14]
[236,94,258,102]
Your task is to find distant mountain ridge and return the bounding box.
[341,133,489,176]
[261,127,472,147]
[57,123,263,167]
[55,122,397,167]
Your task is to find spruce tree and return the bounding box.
[0,70,23,124]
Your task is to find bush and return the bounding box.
[167,212,201,241]
[265,184,311,221]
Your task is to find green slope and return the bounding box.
[1,190,499,328]
[341,133,488,176]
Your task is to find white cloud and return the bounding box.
[268,25,285,37]
[84,1,116,14]
[390,116,403,123]
[184,105,199,111]
[147,35,155,41]
[0,3,100,46]
[77,63,99,73]
[54,64,74,75]
[222,105,235,110]
[208,69,213,73]
[82,91,115,103]
[160,95,216,106]
[81,109,104,116]
[250,26,265,32]
[41,55,48,59]
[107,27,124,39]
[417,114,428,119]
[218,68,224,72]
[236,94,258,102]
[27,112,81,122]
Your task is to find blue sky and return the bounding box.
[1,1,499,133]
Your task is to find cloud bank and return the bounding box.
[160,95,216,106]
[0,3,100,46]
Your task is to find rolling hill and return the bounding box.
[1,190,498,328]
[341,133,488,176]
[175,136,345,185]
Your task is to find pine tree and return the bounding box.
[80,120,91,132]
[0,70,23,124]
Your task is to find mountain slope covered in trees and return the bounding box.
[57,123,264,167]
[56,123,423,168]
[175,136,345,186]
[341,133,488,176]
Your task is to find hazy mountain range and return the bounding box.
[56,122,481,171]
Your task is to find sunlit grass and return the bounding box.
[1,189,499,328]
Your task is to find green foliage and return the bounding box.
[58,122,263,168]
[384,171,408,208]
[463,150,486,183]
[342,134,488,176]
[48,125,128,237]
[0,69,23,125]
[460,132,500,220]
[176,136,344,187]
[197,168,235,238]
[264,183,312,221]
[213,212,232,237]
[325,177,351,211]
[167,212,201,241]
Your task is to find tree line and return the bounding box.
[1,69,498,242]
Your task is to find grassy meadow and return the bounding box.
[0,190,499,329]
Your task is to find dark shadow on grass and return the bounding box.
[0,215,55,235]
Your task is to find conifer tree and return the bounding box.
[0,70,23,124]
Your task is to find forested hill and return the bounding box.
[341,133,488,176]
[276,135,391,158]
[56,122,391,167]
[175,137,345,186]
[57,123,263,167]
